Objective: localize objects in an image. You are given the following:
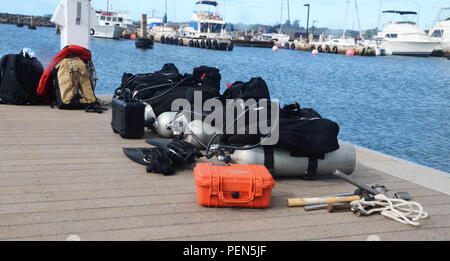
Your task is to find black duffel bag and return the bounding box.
[276,117,340,158]
[222,102,340,158]
[115,63,182,101]
[142,65,222,117]
[221,77,270,102]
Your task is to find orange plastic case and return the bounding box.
[194,163,276,208]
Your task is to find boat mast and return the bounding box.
[354,0,363,39]
[343,0,350,39]
[287,0,291,24]
[163,0,168,24]
[107,0,109,14]
[280,0,284,33]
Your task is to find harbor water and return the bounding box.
[1,24,449,173]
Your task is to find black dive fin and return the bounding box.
[123,148,152,166]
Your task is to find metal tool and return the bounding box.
[327,203,352,213]
[394,192,411,201]
[372,185,388,197]
[333,170,379,196]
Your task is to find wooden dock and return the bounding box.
[0,97,449,241]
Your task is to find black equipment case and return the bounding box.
[111,98,146,139]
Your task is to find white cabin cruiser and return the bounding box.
[92,10,133,39]
[428,7,450,54]
[376,10,439,57]
[256,33,291,44]
[180,1,231,39]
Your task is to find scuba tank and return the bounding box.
[153,111,189,138]
[184,119,222,149]
[144,103,156,126]
[230,141,356,178]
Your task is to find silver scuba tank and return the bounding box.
[153,111,189,138]
[184,120,221,149]
[230,141,356,178]
[143,103,156,126]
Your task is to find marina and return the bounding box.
[0,0,449,246]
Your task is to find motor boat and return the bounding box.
[376,10,439,57]
[179,0,232,40]
[255,33,291,45]
[135,37,154,49]
[428,7,450,55]
[91,10,133,39]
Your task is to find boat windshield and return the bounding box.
[196,1,218,6]
[381,10,418,26]
[195,1,221,20]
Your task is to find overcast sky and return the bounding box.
[1,0,449,30]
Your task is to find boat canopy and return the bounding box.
[196,1,218,6]
[382,10,417,15]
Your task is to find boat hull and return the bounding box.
[381,40,439,57]
[92,26,124,39]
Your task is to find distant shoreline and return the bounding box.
[0,13,55,28]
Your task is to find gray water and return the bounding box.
[1,24,449,173]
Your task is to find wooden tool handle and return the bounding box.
[287,195,360,207]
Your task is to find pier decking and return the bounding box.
[0,97,449,241]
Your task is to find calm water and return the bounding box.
[1,24,449,173]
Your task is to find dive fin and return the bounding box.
[123,148,152,166]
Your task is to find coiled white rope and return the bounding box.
[350,194,429,226]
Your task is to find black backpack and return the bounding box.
[0,52,43,105]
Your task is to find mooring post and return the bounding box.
[141,14,148,38]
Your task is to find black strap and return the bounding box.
[0,55,6,82]
[264,146,275,172]
[85,100,107,114]
[305,158,318,180]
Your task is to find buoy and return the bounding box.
[272,46,279,52]
[346,49,355,56]
[312,49,319,55]
[281,43,286,48]
[130,34,137,40]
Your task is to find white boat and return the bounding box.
[179,1,232,39]
[428,7,450,54]
[256,33,290,44]
[148,17,176,37]
[91,10,133,39]
[376,10,439,57]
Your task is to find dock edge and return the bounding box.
[355,145,450,195]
